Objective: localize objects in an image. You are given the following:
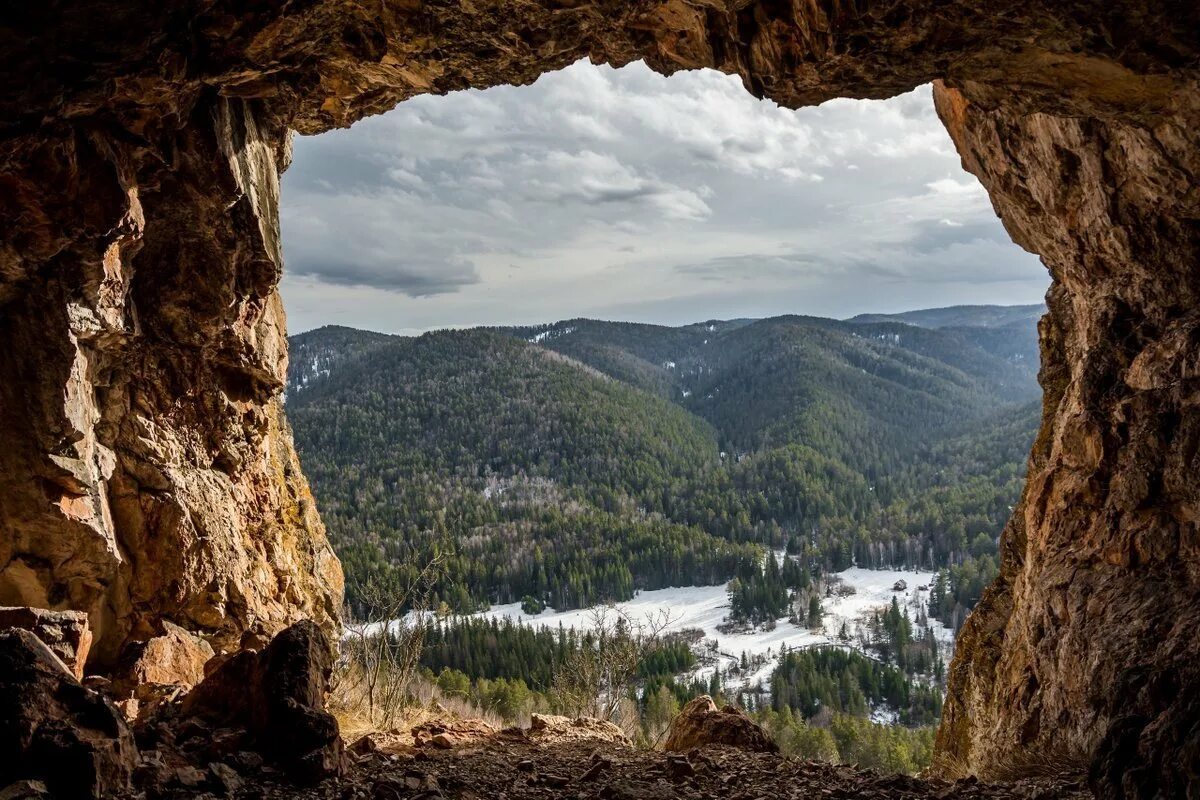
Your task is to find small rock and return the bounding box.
[232,750,264,772]
[348,734,378,756]
[171,765,206,788]
[209,762,243,795]
[665,753,695,780]
[0,781,50,800]
[0,607,92,681]
[402,769,438,792]
[516,760,536,773]
[579,758,610,782]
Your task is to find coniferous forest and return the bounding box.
[287,307,1040,627]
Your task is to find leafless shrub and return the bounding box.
[332,554,446,731]
[552,606,675,722]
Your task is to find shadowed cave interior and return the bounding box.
[0,2,1198,798]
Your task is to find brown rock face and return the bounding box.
[0,629,138,798]
[930,80,1200,788]
[664,695,778,754]
[1,1,1198,792]
[0,606,93,680]
[0,80,344,669]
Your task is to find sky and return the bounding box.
[280,60,1049,335]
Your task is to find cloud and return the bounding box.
[675,253,827,282]
[281,60,1047,332]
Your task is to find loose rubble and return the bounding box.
[252,730,1091,800]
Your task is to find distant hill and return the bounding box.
[288,325,397,398]
[287,308,1041,614]
[846,304,1043,330]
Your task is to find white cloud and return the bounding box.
[281,60,1047,332]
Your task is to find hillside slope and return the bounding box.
[288,309,1041,614]
[288,329,757,612]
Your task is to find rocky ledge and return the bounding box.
[256,725,1090,800]
[0,614,1089,800]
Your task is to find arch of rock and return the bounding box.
[1,0,1197,791]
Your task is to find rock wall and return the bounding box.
[932,82,1200,790]
[0,91,343,665]
[0,0,1197,786]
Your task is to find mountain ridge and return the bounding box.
[285,305,1040,616]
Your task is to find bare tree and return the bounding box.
[552,606,675,722]
[336,554,446,727]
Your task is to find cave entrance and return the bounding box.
[278,58,1050,772]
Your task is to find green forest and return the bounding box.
[407,614,940,770]
[287,310,1039,628]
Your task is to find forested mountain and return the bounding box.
[846,303,1043,330]
[287,306,1042,616]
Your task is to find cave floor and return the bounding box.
[251,739,1091,800]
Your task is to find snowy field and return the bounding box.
[471,565,955,690]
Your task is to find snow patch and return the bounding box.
[472,566,954,692]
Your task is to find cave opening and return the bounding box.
[277,57,1053,773]
[1,4,1197,795]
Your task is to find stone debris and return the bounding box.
[178,620,346,784]
[0,629,137,799]
[664,695,779,754]
[0,607,93,680]
[245,734,1091,800]
[527,714,631,746]
[412,718,498,749]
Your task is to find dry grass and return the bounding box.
[331,667,504,744]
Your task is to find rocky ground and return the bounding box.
[247,734,1091,800]
[0,615,1091,800]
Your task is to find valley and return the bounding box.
[286,305,1042,768]
[473,564,955,694]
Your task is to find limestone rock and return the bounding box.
[180,621,345,784]
[0,629,137,798]
[0,607,92,680]
[412,718,498,749]
[664,696,778,754]
[528,714,631,747]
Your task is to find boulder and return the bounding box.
[0,607,92,680]
[412,718,497,749]
[107,621,216,722]
[0,629,137,798]
[663,696,778,754]
[126,621,215,688]
[180,620,344,784]
[527,714,631,747]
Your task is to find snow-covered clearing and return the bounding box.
[472,566,955,691]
